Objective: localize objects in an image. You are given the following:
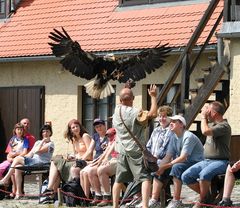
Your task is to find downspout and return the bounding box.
[217,36,223,65]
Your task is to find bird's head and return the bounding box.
[124,79,136,89]
[103,53,116,61]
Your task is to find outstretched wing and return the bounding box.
[116,43,171,83]
[48,27,99,80]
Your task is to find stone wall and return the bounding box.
[225,39,240,135]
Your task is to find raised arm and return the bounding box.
[147,84,158,119]
[33,138,52,154]
[201,104,213,136]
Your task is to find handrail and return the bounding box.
[189,10,223,75]
[157,0,221,106]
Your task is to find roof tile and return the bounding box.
[0,0,223,58]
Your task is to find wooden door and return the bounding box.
[0,86,45,161]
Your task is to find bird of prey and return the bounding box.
[48,27,171,99]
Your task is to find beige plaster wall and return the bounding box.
[224,39,240,135]
[0,61,86,155]
[0,53,213,154]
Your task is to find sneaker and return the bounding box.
[39,196,54,204]
[149,198,161,208]
[97,195,112,207]
[166,199,183,208]
[135,202,142,208]
[218,199,233,207]
[89,195,103,206]
[42,188,54,196]
[125,196,142,208]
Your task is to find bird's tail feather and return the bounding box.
[84,80,115,99]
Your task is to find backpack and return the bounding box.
[62,177,87,207]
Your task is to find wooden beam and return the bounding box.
[184,63,225,128]
[157,0,221,106]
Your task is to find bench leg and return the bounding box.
[206,175,224,205]
[160,188,166,208]
[37,173,49,193]
[160,179,172,207]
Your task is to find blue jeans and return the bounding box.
[181,159,229,184]
[170,161,197,180]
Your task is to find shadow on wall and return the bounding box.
[0,110,7,162]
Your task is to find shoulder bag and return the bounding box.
[119,107,159,173]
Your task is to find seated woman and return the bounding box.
[43,119,92,198]
[88,127,119,207]
[0,123,29,197]
[79,118,107,201]
[218,160,240,206]
[0,124,54,199]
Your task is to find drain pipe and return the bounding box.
[217,36,223,65]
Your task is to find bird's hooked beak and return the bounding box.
[103,53,115,61]
[124,79,136,89]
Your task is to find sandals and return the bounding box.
[9,193,15,199]
[14,194,25,200]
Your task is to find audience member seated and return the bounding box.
[157,115,204,208]
[79,118,108,202]
[0,123,29,198]
[218,160,240,206]
[182,101,231,208]
[0,124,54,199]
[5,118,36,153]
[88,127,118,207]
[43,119,92,199]
[144,106,176,208]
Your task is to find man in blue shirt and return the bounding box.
[157,115,204,208]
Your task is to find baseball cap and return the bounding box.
[93,118,105,126]
[169,115,186,126]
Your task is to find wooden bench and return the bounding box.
[206,174,225,205]
[15,163,50,180]
[160,178,173,208]
[159,175,224,207]
[14,163,50,196]
[119,178,172,207]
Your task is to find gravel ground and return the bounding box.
[0,175,239,208]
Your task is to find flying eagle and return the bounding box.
[48,27,171,99]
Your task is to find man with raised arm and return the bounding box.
[112,84,158,208]
[182,101,231,208]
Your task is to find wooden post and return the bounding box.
[160,189,166,208]
[180,53,190,113]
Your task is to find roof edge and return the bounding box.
[0,45,217,63]
[218,22,240,38]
